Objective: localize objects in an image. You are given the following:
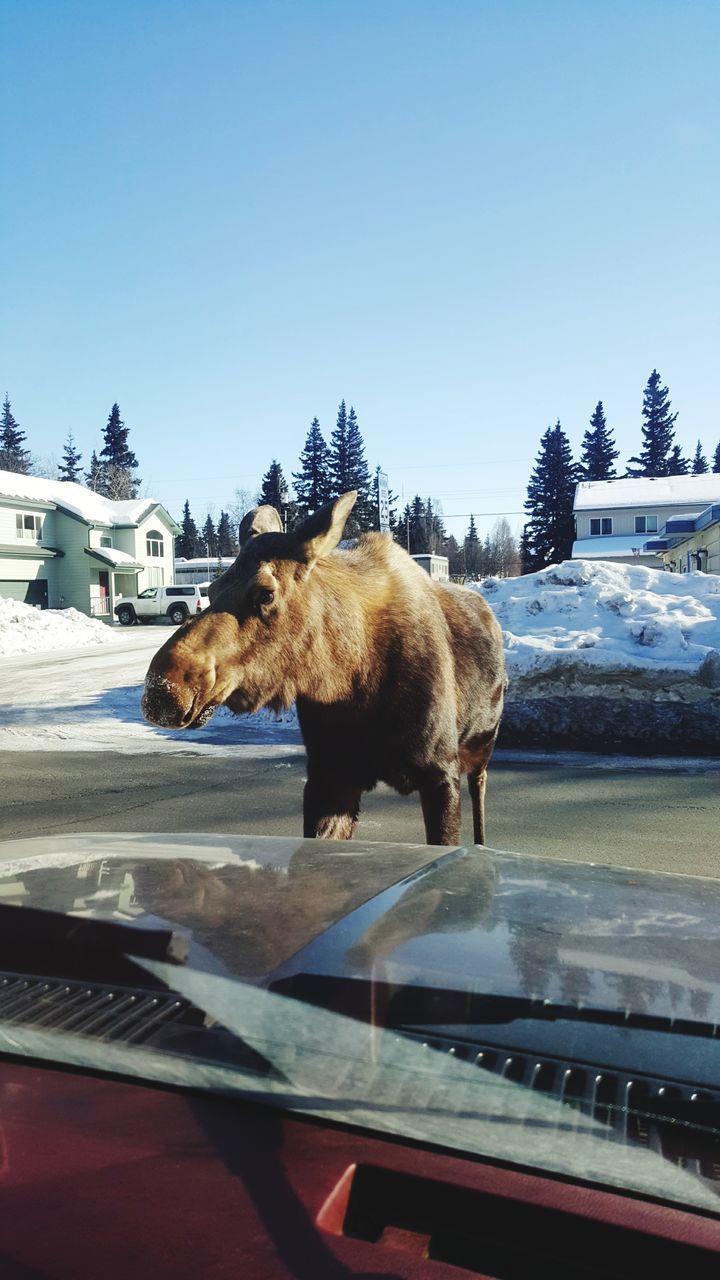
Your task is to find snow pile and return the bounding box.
[472,561,720,750]
[475,561,720,679]
[0,597,120,656]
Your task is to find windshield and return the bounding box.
[0,834,718,1217]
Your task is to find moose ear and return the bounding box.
[295,491,358,562]
[238,505,284,545]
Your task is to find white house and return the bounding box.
[573,475,720,568]
[0,470,180,619]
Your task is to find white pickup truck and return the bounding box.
[114,584,208,626]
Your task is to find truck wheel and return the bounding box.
[117,606,135,626]
[168,605,187,625]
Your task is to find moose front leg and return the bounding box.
[419,770,462,846]
[303,774,363,840]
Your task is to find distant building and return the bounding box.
[411,553,449,581]
[573,475,720,568]
[0,469,179,619]
[644,503,720,575]
[174,556,235,585]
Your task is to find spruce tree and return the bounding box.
[464,515,481,577]
[524,421,578,571]
[85,451,105,492]
[396,503,412,550]
[202,514,217,557]
[327,401,374,534]
[626,370,678,477]
[0,395,31,473]
[579,401,618,480]
[327,400,349,495]
[713,440,720,473]
[409,495,428,554]
[345,406,374,531]
[668,445,689,476]
[58,432,83,482]
[98,403,141,497]
[519,525,532,575]
[691,440,709,474]
[445,534,465,577]
[176,499,201,558]
[216,510,233,557]
[292,418,331,516]
[259,460,295,527]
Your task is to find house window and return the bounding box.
[146,529,164,558]
[634,515,658,534]
[590,518,612,536]
[100,535,113,547]
[15,512,44,541]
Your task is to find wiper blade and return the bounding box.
[271,974,720,1041]
[0,902,188,973]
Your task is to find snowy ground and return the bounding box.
[0,624,303,756]
[0,560,718,757]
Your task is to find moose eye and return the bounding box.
[254,587,276,619]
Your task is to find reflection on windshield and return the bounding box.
[1,836,719,1026]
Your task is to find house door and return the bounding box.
[92,572,111,618]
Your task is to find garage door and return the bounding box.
[0,580,49,608]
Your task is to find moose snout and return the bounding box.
[141,669,195,728]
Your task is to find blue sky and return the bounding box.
[2,0,718,539]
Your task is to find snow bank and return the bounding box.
[0,597,120,657]
[471,562,720,751]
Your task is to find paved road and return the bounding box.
[3,749,719,878]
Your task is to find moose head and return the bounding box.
[141,491,359,731]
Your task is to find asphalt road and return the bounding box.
[3,748,720,878]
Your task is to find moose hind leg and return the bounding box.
[467,726,500,846]
[303,776,363,840]
[419,771,461,846]
[467,767,487,846]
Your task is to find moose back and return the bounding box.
[142,491,506,846]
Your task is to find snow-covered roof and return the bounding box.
[85,547,143,570]
[572,537,659,560]
[574,474,720,512]
[0,469,166,528]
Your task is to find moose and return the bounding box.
[142,491,505,846]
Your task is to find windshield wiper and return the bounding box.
[0,901,188,979]
[271,974,720,1041]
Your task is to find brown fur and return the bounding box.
[141,491,505,846]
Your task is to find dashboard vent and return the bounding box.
[0,972,196,1043]
[408,1031,720,1188]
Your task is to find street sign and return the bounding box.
[378,471,390,533]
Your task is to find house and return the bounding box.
[573,475,720,568]
[644,503,720,575]
[0,469,180,620]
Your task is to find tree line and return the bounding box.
[523,369,720,573]
[0,396,141,499]
[176,400,521,578]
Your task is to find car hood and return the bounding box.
[0,832,719,1030]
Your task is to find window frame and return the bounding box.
[146,529,165,559]
[589,517,613,536]
[15,511,44,542]
[634,515,658,534]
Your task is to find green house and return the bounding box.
[0,469,181,620]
